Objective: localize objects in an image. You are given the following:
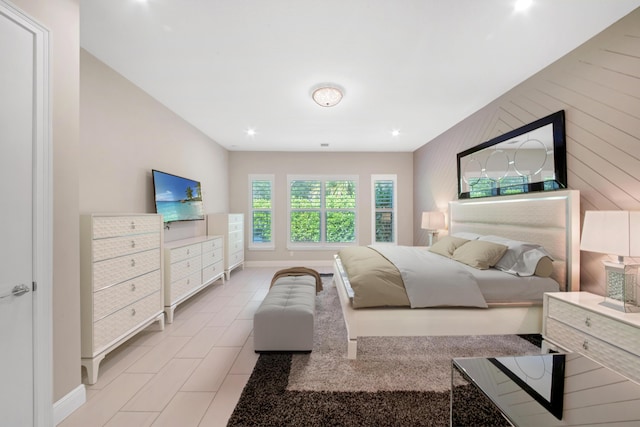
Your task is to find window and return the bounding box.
[288,175,357,249]
[372,175,397,244]
[249,174,274,250]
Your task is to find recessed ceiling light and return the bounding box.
[391,130,400,137]
[514,0,533,12]
[246,128,256,137]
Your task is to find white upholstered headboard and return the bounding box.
[449,190,580,292]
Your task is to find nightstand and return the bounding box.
[543,291,640,383]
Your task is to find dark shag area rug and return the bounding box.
[228,276,540,426]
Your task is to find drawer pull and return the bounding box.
[585,317,591,327]
[131,240,136,248]
[131,259,136,267]
[131,283,136,292]
[131,308,136,316]
[582,340,589,351]
[131,221,136,230]
[187,262,190,268]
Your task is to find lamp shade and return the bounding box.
[580,211,640,257]
[421,211,445,231]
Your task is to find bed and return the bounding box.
[333,190,580,359]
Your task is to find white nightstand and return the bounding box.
[543,291,640,384]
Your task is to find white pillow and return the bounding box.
[505,248,553,277]
[478,235,553,276]
[451,232,483,241]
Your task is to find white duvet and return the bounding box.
[369,245,489,308]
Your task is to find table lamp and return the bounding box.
[421,211,445,246]
[580,210,640,312]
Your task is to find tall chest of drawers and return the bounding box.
[207,213,244,280]
[80,214,164,385]
[164,235,224,323]
[543,291,640,383]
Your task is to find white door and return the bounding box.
[0,3,50,425]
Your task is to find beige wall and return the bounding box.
[229,151,414,263]
[11,0,81,403]
[80,50,229,243]
[414,8,640,296]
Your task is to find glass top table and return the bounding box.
[451,352,640,426]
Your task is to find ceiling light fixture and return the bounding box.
[312,85,343,107]
[246,128,256,137]
[391,129,400,137]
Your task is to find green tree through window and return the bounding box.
[289,177,357,245]
[249,175,274,249]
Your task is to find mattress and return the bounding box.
[457,262,559,304]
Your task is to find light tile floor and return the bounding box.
[60,266,303,427]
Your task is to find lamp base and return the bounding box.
[601,261,640,313]
[427,230,439,247]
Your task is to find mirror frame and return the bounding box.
[457,110,567,199]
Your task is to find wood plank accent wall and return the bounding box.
[413,8,640,295]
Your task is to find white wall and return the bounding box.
[229,151,413,264]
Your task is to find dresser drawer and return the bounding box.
[92,215,160,239]
[228,250,244,267]
[93,249,160,291]
[93,270,161,320]
[228,220,243,233]
[93,290,162,354]
[168,243,202,264]
[168,256,202,282]
[228,230,243,251]
[202,260,224,284]
[547,297,640,356]
[228,213,243,225]
[202,237,222,253]
[93,233,161,262]
[546,318,640,383]
[169,271,202,303]
[202,247,223,267]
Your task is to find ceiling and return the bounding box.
[80,0,640,152]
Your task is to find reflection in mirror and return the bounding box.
[457,111,566,199]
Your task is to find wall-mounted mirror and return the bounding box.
[457,110,567,199]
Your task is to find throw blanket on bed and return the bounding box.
[338,246,488,308]
[369,245,488,309]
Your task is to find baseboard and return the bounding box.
[245,260,333,268]
[53,384,86,425]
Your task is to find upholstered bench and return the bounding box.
[253,275,316,352]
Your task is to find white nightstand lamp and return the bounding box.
[421,211,445,246]
[580,210,640,313]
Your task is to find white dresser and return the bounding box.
[543,291,640,383]
[164,235,224,322]
[208,213,244,280]
[80,214,164,385]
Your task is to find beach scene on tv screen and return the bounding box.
[154,172,205,222]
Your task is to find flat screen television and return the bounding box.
[152,169,205,223]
